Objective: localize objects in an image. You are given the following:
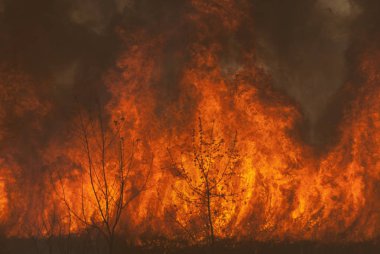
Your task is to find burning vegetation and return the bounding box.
[1,0,380,253]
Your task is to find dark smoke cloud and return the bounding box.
[252,0,359,145]
[313,0,380,147]
[0,0,123,172]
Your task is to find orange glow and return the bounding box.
[0,167,8,224]
[0,0,380,245]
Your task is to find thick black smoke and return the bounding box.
[0,0,123,169]
[252,0,359,146]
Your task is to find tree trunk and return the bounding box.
[205,182,215,245]
[108,235,114,254]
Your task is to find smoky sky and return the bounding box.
[0,0,379,165]
[252,0,356,145]
[0,0,124,172]
[250,0,380,146]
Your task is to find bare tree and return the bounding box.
[167,118,241,245]
[39,204,69,254]
[57,108,152,254]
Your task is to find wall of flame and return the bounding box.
[0,0,380,243]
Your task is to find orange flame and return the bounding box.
[0,0,380,244]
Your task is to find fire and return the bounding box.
[0,0,379,246]
[0,66,50,234]
[0,167,8,224]
[102,0,309,242]
[99,0,380,242]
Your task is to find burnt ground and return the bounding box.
[1,238,379,254]
[137,241,380,254]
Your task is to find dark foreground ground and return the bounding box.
[140,241,380,254]
[1,238,379,254]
